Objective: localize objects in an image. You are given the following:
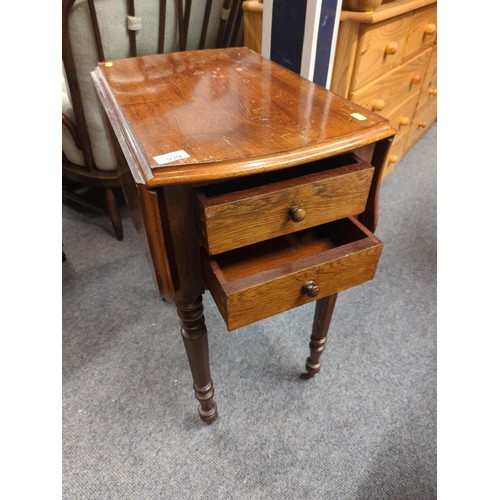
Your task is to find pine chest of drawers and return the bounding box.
[331,0,437,179]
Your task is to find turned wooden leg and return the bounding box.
[176,296,218,423]
[301,294,338,379]
[105,188,124,241]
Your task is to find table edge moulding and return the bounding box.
[91,46,396,424]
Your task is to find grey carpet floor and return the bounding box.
[62,124,436,500]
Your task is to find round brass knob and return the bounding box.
[385,41,398,55]
[289,206,306,222]
[424,23,437,35]
[302,280,320,298]
[388,154,399,164]
[428,88,437,96]
[372,99,385,111]
[410,74,421,84]
[399,116,410,126]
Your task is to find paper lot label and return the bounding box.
[153,150,190,165]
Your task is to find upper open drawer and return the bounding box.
[194,154,374,255]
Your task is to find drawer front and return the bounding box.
[418,76,437,110]
[384,90,420,134]
[424,45,437,81]
[382,126,409,180]
[419,46,437,109]
[196,156,374,255]
[351,13,413,91]
[350,47,432,119]
[202,218,383,331]
[404,5,437,59]
[406,99,436,149]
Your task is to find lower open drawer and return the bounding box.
[201,217,383,331]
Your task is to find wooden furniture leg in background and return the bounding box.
[301,294,338,379]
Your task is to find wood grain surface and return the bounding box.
[403,4,437,59]
[341,0,436,24]
[91,47,395,186]
[196,155,374,254]
[351,13,412,90]
[349,47,432,118]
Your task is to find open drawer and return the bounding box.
[202,217,383,331]
[195,154,374,255]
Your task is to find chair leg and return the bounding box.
[301,294,338,379]
[105,188,123,241]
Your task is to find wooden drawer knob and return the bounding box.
[289,206,306,222]
[428,88,437,96]
[372,99,385,111]
[302,280,320,298]
[424,23,437,35]
[385,41,398,55]
[410,74,422,84]
[399,116,410,126]
[388,155,399,164]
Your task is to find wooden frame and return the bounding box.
[62,0,244,240]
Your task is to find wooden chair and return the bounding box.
[62,0,244,240]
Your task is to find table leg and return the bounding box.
[301,294,338,379]
[176,296,217,423]
[160,185,218,423]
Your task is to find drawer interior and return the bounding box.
[198,153,364,199]
[202,216,383,330]
[214,217,372,282]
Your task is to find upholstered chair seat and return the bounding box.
[63,0,242,240]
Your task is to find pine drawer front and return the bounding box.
[383,126,410,179]
[202,217,383,331]
[404,5,437,59]
[351,13,413,91]
[384,91,420,135]
[419,47,437,109]
[195,155,374,255]
[349,47,432,120]
[406,99,436,149]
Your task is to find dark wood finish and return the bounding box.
[176,297,217,423]
[91,47,395,421]
[62,113,80,149]
[195,154,374,254]
[158,0,167,53]
[230,0,244,47]
[358,137,393,232]
[216,0,233,47]
[201,217,383,331]
[136,185,175,301]
[91,48,395,187]
[182,0,193,52]
[198,0,213,49]
[126,0,137,57]
[105,188,124,241]
[160,185,217,421]
[300,294,338,379]
[87,0,105,61]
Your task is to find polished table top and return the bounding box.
[91,47,394,186]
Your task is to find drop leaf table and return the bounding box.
[91,47,395,423]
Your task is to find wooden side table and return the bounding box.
[92,47,395,424]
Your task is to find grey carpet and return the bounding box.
[62,124,436,499]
